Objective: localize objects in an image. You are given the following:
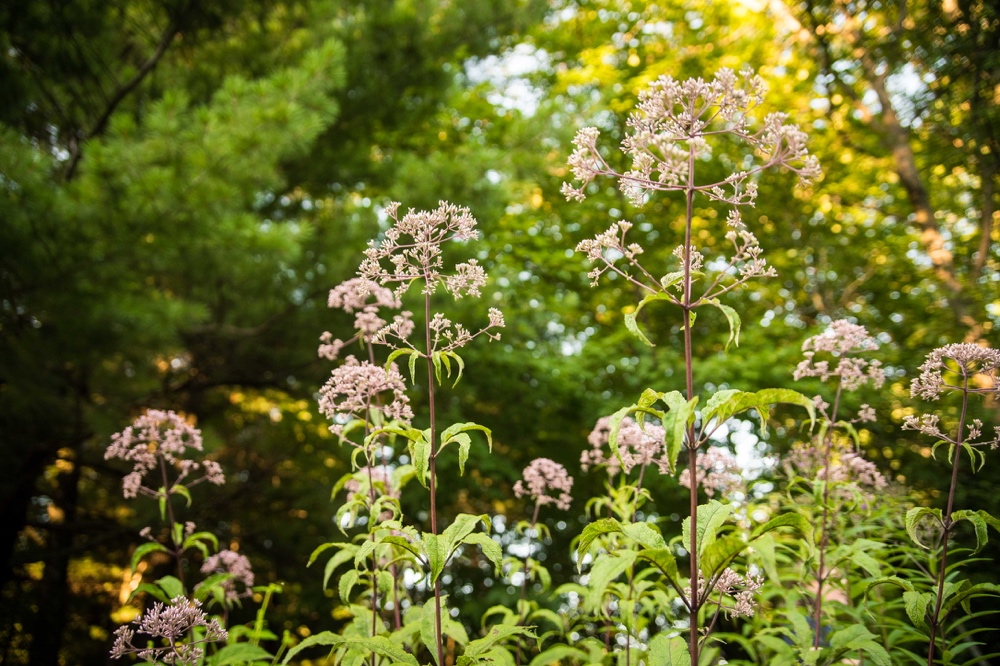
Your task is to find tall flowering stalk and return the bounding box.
[354,200,504,666]
[791,320,885,649]
[565,67,819,662]
[902,343,1000,666]
[105,410,225,585]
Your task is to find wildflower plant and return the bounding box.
[884,344,1000,665]
[564,67,819,663]
[104,410,284,665]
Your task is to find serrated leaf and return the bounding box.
[648,634,689,666]
[753,388,817,433]
[621,522,665,549]
[905,507,943,549]
[211,643,274,665]
[850,550,883,578]
[577,518,623,565]
[130,541,170,574]
[379,534,422,561]
[354,538,377,568]
[748,512,813,544]
[451,433,472,476]
[281,631,345,665]
[903,590,933,631]
[681,500,732,556]
[700,533,746,580]
[156,575,184,599]
[441,422,493,451]
[447,352,465,387]
[585,551,636,611]
[432,351,443,385]
[461,533,502,574]
[339,569,359,604]
[952,509,989,553]
[425,533,447,584]
[660,271,685,290]
[442,514,490,556]
[410,435,431,489]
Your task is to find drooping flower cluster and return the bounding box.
[793,320,885,391]
[582,416,669,476]
[562,67,820,206]
[105,410,224,499]
[909,343,1000,401]
[356,201,504,352]
[678,446,745,498]
[200,549,255,601]
[110,596,227,665]
[318,356,412,437]
[514,458,574,511]
[319,278,405,360]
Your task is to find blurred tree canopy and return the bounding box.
[1,0,997,663]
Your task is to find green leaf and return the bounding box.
[752,388,817,433]
[211,643,274,665]
[905,507,943,549]
[706,298,741,350]
[308,541,350,567]
[659,271,685,290]
[442,514,490,557]
[748,512,813,545]
[194,572,235,602]
[432,350,443,385]
[461,532,502,574]
[636,549,684,595]
[648,634,690,666]
[130,541,170,574]
[681,500,733,556]
[425,533,447,584]
[621,522,665,549]
[447,352,465,387]
[577,518,623,565]
[128,581,170,603]
[952,509,989,553]
[624,312,654,347]
[449,433,472,476]
[458,625,536,666]
[441,422,493,452]
[585,551,637,611]
[345,636,419,666]
[387,348,419,384]
[182,531,219,553]
[281,631,345,665]
[410,433,432,489]
[172,484,193,507]
[903,590,933,632]
[379,535,423,561]
[700,533,746,580]
[156,575,184,599]
[828,625,891,666]
[850,550,883,578]
[339,569,359,604]
[323,547,356,590]
[529,645,589,666]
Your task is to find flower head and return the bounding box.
[514,458,574,511]
[582,416,669,476]
[793,320,884,392]
[911,343,1000,401]
[318,356,412,436]
[200,549,254,602]
[110,596,226,665]
[105,410,223,499]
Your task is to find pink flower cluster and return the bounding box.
[319,278,405,360]
[318,356,412,436]
[785,440,887,493]
[111,596,226,664]
[678,447,745,498]
[793,320,885,392]
[105,410,224,499]
[582,416,669,476]
[910,343,1000,401]
[200,549,254,601]
[713,567,764,618]
[514,458,574,511]
[562,67,820,206]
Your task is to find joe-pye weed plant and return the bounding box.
[102,63,1000,666]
